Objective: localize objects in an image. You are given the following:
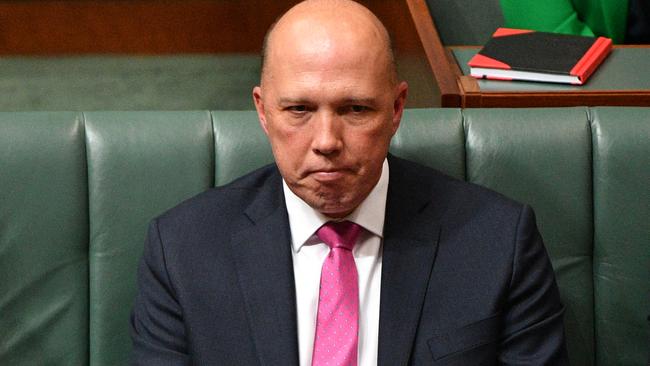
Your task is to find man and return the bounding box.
[131,0,568,364]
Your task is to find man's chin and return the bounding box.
[306,195,355,218]
[318,206,354,219]
[290,182,359,216]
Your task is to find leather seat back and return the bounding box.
[84,112,214,365]
[590,107,650,365]
[0,113,89,365]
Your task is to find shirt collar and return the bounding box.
[283,158,389,253]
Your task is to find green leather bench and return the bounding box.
[1,108,648,365]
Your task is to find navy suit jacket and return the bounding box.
[131,156,568,365]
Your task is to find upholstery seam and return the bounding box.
[460,108,468,182]
[586,106,598,363]
[81,110,92,366]
[208,110,216,188]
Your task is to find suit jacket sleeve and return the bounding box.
[499,205,569,364]
[130,219,191,366]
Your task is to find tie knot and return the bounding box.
[316,221,362,251]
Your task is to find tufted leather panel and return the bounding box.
[591,107,650,366]
[391,108,465,180]
[212,111,274,186]
[85,112,214,366]
[0,113,88,365]
[464,108,595,366]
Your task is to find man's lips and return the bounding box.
[307,168,349,182]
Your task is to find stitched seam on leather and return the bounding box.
[586,105,597,362]
[461,108,469,182]
[81,111,92,365]
[208,110,216,188]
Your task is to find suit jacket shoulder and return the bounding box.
[158,163,281,224]
[386,155,524,234]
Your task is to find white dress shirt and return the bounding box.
[283,159,388,366]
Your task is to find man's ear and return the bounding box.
[252,86,269,135]
[391,81,408,134]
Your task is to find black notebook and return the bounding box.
[468,28,612,84]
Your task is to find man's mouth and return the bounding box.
[309,169,347,182]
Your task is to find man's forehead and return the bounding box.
[265,54,392,97]
[275,43,378,74]
[265,29,388,86]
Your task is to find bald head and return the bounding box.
[251,0,408,218]
[260,0,397,85]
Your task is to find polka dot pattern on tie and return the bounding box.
[312,221,361,366]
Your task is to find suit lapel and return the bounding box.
[378,157,443,366]
[229,171,299,366]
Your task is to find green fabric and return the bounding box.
[464,108,595,366]
[591,107,650,366]
[85,112,214,366]
[500,0,628,44]
[0,113,88,365]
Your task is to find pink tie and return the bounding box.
[312,221,361,366]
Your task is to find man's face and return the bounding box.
[253,18,407,218]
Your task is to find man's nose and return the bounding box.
[311,112,343,156]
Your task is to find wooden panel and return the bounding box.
[0,0,423,55]
[405,0,459,106]
[0,1,288,54]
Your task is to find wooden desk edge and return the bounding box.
[461,90,650,107]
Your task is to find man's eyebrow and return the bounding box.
[278,98,311,105]
[340,97,377,105]
[276,97,378,106]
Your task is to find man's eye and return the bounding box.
[287,105,307,113]
[337,105,371,116]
